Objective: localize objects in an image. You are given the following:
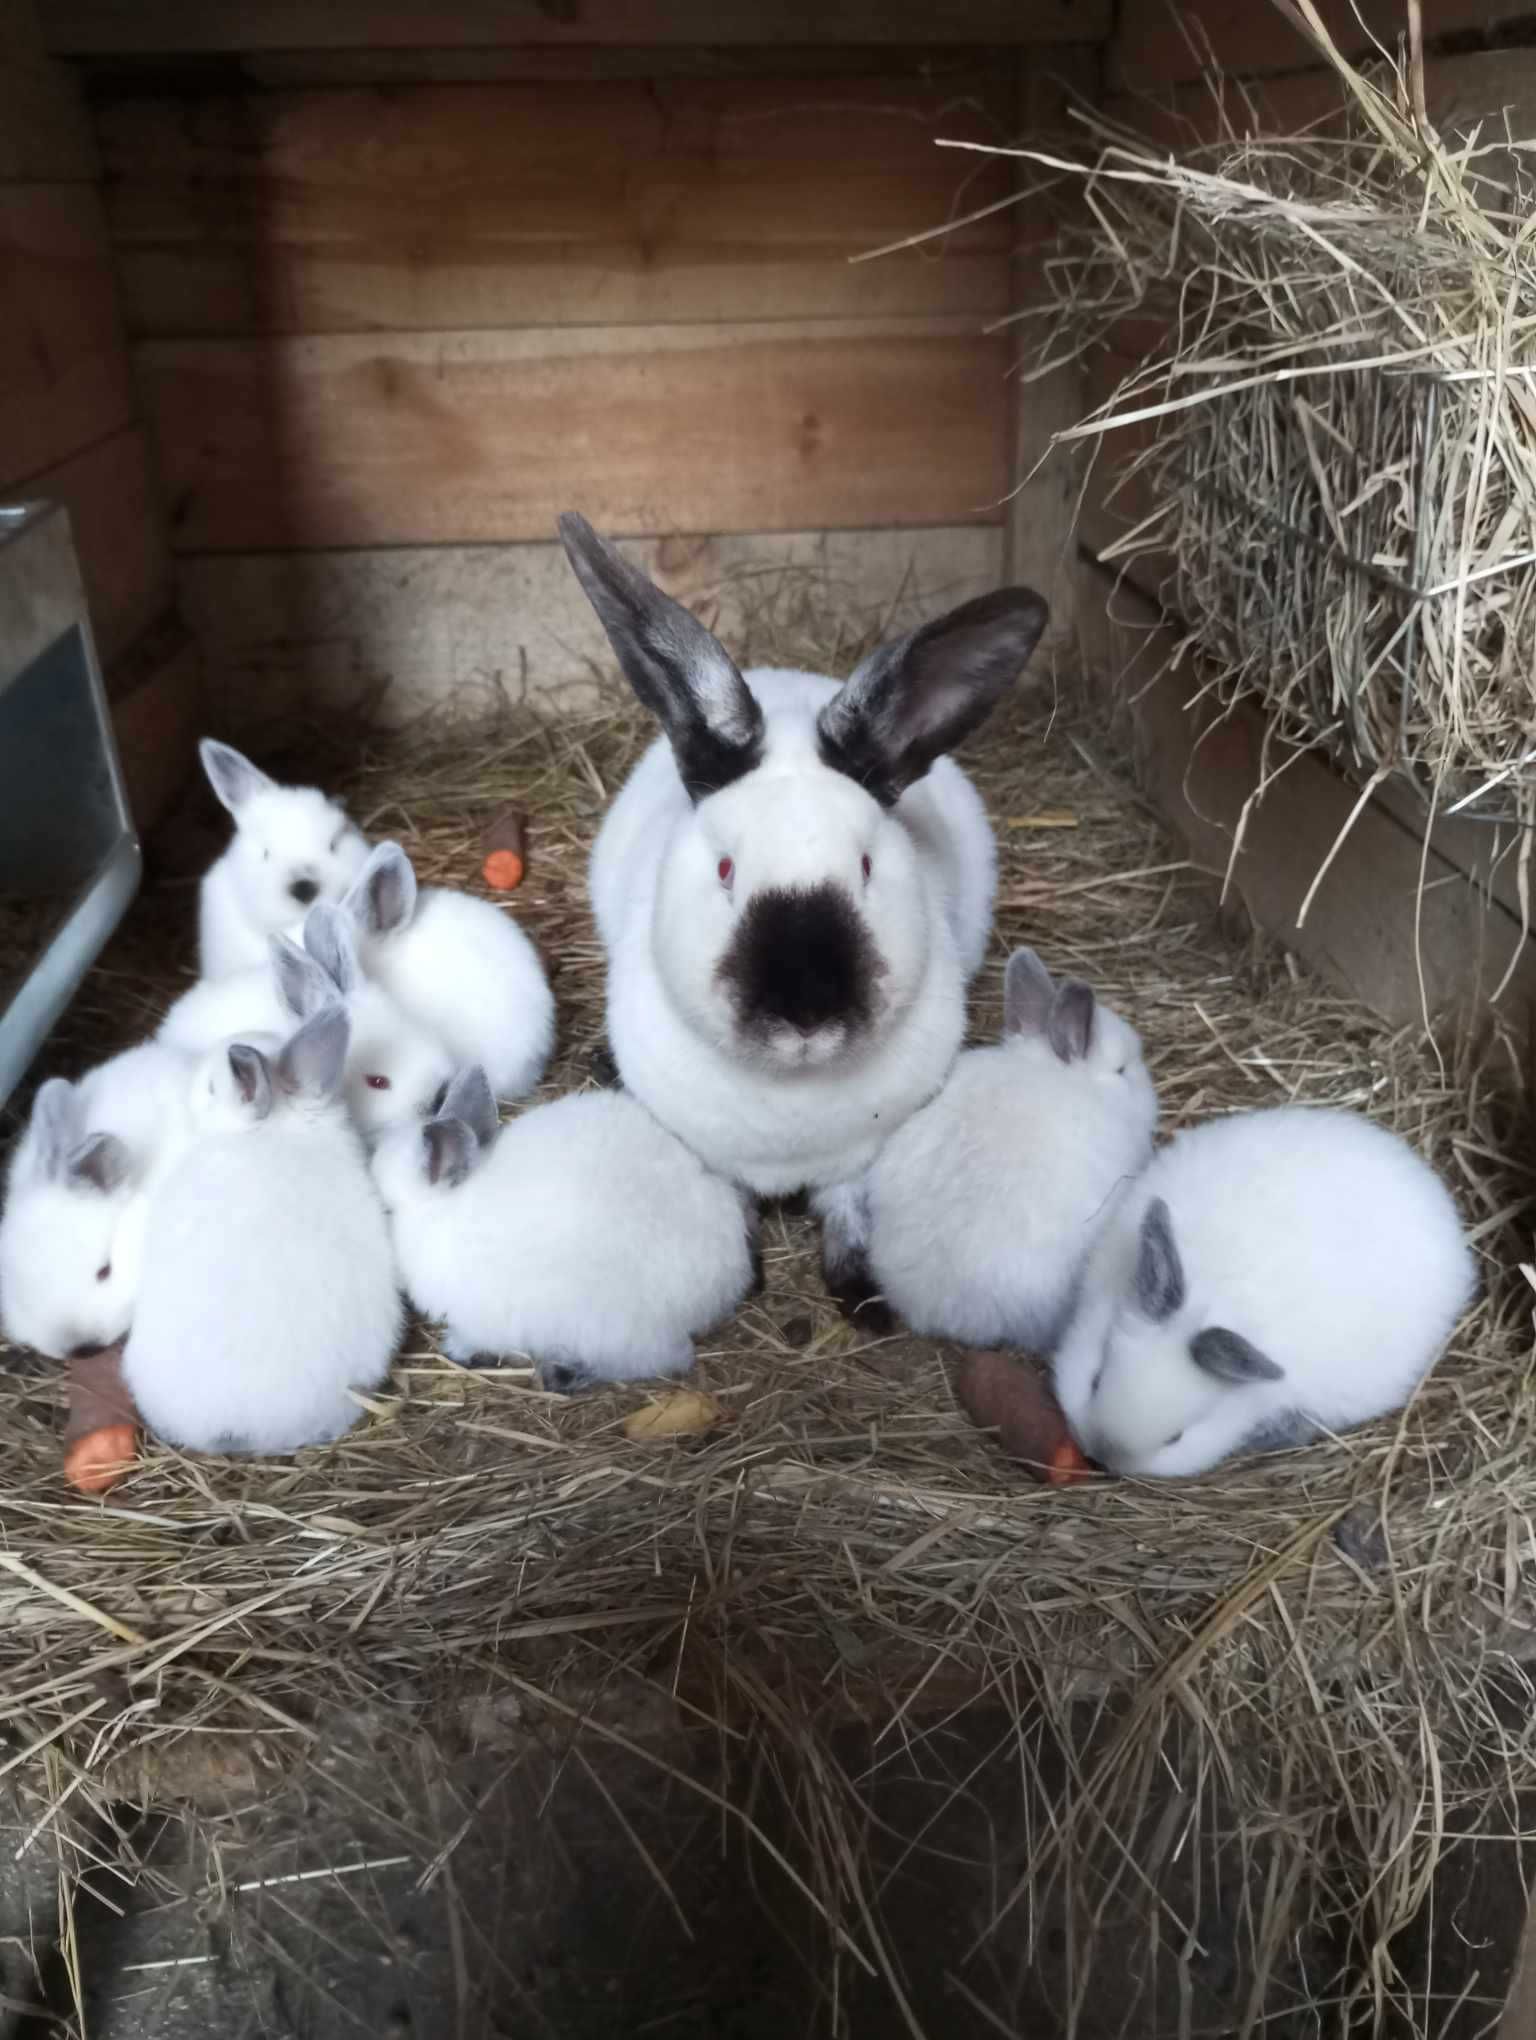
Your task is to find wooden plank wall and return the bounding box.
[83,28,1102,737]
[0,0,198,830]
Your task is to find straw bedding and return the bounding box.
[0,591,1531,2033]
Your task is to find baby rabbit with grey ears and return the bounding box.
[867,948,1158,1349]
[372,1068,755,1392]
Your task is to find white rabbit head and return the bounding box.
[192,1006,353,1138]
[370,1064,498,1214]
[297,908,455,1139]
[1002,947,1156,1128]
[1074,1196,1287,1475]
[201,739,368,942]
[560,513,1048,1074]
[0,1080,142,1359]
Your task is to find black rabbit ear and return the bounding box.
[27,1079,79,1181]
[345,842,417,939]
[440,1065,498,1148]
[68,1132,133,1194]
[817,586,1049,806]
[558,513,764,802]
[1134,1198,1184,1322]
[1048,982,1096,1064]
[278,1005,349,1100]
[423,1117,477,1188]
[1191,1327,1285,1385]
[227,1044,274,1118]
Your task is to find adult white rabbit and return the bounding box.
[0,1040,192,1361]
[867,948,1158,1349]
[560,512,1048,1319]
[197,739,368,978]
[124,1007,401,1454]
[1053,1105,1476,1478]
[338,842,553,1103]
[371,1067,755,1391]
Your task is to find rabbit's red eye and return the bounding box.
[861,854,872,881]
[95,1264,110,1283]
[366,1074,391,1091]
[717,857,734,886]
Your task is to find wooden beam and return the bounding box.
[138,319,1012,552]
[177,525,1005,737]
[0,0,95,178]
[1109,0,1519,91]
[46,0,1113,53]
[21,427,173,663]
[0,185,135,486]
[108,616,203,834]
[97,75,1013,335]
[1075,570,1536,1030]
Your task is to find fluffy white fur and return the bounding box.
[372,1080,754,1388]
[867,950,1158,1349]
[162,917,453,1141]
[197,739,368,979]
[1053,1105,1476,1478]
[590,669,992,1196]
[124,1010,401,1453]
[342,843,553,1102]
[0,1040,193,1360]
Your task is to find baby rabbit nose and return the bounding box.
[69,1340,107,1360]
[289,877,320,906]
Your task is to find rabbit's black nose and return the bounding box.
[69,1341,106,1360]
[289,877,320,906]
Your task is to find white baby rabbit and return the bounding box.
[1053,1105,1476,1478]
[339,842,553,1102]
[163,913,453,1141]
[124,1006,402,1454]
[371,1068,754,1391]
[197,738,368,979]
[0,1039,193,1361]
[867,948,1158,1349]
[559,513,1049,1318]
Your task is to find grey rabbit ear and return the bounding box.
[440,1065,498,1149]
[423,1117,477,1189]
[200,738,275,816]
[345,841,417,940]
[67,1132,133,1194]
[271,933,331,1019]
[1002,947,1054,1038]
[1048,981,1096,1064]
[1190,1326,1285,1386]
[227,1043,274,1119]
[816,586,1049,806]
[558,511,765,803]
[303,903,359,997]
[27,1079,79,1179]
[277,1005,350,1100]
[1134,1197,1185,1322]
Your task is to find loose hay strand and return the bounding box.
[0,572,1531,2032]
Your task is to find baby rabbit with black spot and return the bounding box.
[337,841,553,1103]
[197,739,369,978]
[0,1039,193,1361]
[124,1006,401,1454]
[371,1068,755,1392]
[559,512,1049,1316]
[867,948,1157,1349]
[1053,1105,1476,1478]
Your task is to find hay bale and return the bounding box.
[0,580,1529,2034]
[1001,21,1536,847]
